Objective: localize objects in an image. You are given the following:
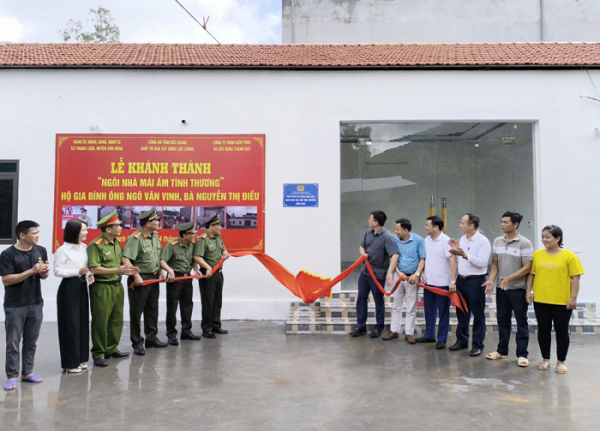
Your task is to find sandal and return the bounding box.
[556,363,568,374]
[486,352,507,360]
[21,374,43,384]
[4,379,18,391]
[517,357,529,367]
[537,360,550,371]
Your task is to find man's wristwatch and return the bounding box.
[415,272,420,277]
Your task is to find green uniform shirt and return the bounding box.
[122,228,162,273]
[161,238,195,273]
[79,215,93,227]
[87,233,123,283]
[194,231,226,267]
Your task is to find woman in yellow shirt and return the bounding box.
[526,225,584,374]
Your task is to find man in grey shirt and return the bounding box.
[483,212,533,366]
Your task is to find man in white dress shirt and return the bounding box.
[416,215,457,350]
[448,213,491,357]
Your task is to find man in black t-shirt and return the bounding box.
[0,220,49,391]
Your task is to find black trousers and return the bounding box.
[200,271,223,333]
[57,277,90,369]
[127,274,160,347]
[455,275,487,350]
[534,301,573,362]
[166,277,194,338]
[496,288,529,358]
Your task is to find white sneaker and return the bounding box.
[64,367,83,374]
[79,363,88,370]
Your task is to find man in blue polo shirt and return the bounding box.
[383,218,425,344]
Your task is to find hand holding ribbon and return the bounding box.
[127,251,468,313]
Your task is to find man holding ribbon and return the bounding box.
[160,220,202,345]
[194,214,230,339]
[383,218,425,344]
[350,211,399,339]
[122,208,167,356]
[87,211,135,367]
[416,215,457,350]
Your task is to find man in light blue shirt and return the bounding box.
[383,218,425,344]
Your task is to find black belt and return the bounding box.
[401,272,414,277]
[140,271,160,276]
[458,274,486,280]
[174,272,191,277]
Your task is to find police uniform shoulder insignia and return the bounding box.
[170,239,179,245]
[134,232,142,239]
[201,233,207,239]
[104,239,109,245]
[94,238,102,246]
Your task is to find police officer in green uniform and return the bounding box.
[160,221,202,345]
[78,208,92,227]
[87,210,136,367]
[194,214,230,338]
[122,208,167,356]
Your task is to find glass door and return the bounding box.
[340,122,535,290]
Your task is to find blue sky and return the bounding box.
[0,1,282,44]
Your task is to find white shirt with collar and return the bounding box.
[53,242,88,278]
[424,232,452,286]
[457,231,491,276]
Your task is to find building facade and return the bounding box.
[1,43,599,321]
[283,0,600,44]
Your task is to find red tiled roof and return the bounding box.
[1,42,600,68]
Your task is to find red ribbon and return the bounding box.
[128,251,468,313]
[363,258,468,313]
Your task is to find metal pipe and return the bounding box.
[441,196,447,233]
[539,0,544,41]
[429,196,435,217]
[291,0,296,44]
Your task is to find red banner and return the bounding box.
[53,134,265,252]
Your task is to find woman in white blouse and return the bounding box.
[53,220,94,373]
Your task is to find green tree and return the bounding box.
[59,7,120,43]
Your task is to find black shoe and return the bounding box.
[168,337,179,346]
[349,328,367,337]
[435,342,446,350]
[181,333,201,340]
[415,337,437,343]
[94,357,108,367]
[213,328,228,334]
[202,332,216,339]
[469,348,483,357]
[449,342,468,351]
[369,329,382,339]
[133,346,146,356]
[106,350,130,359]
[145,340,168,348]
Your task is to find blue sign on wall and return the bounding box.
[283,183,319,207]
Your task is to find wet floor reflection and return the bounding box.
[0,322,597,430]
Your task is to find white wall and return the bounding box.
[283,0,600,43]
[1,67,599,321]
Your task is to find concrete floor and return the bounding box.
[1,321,599,431]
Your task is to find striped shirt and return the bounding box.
[492,233,533,289]
[360,228,399,279]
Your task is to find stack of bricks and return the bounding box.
[286,292,600,335]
